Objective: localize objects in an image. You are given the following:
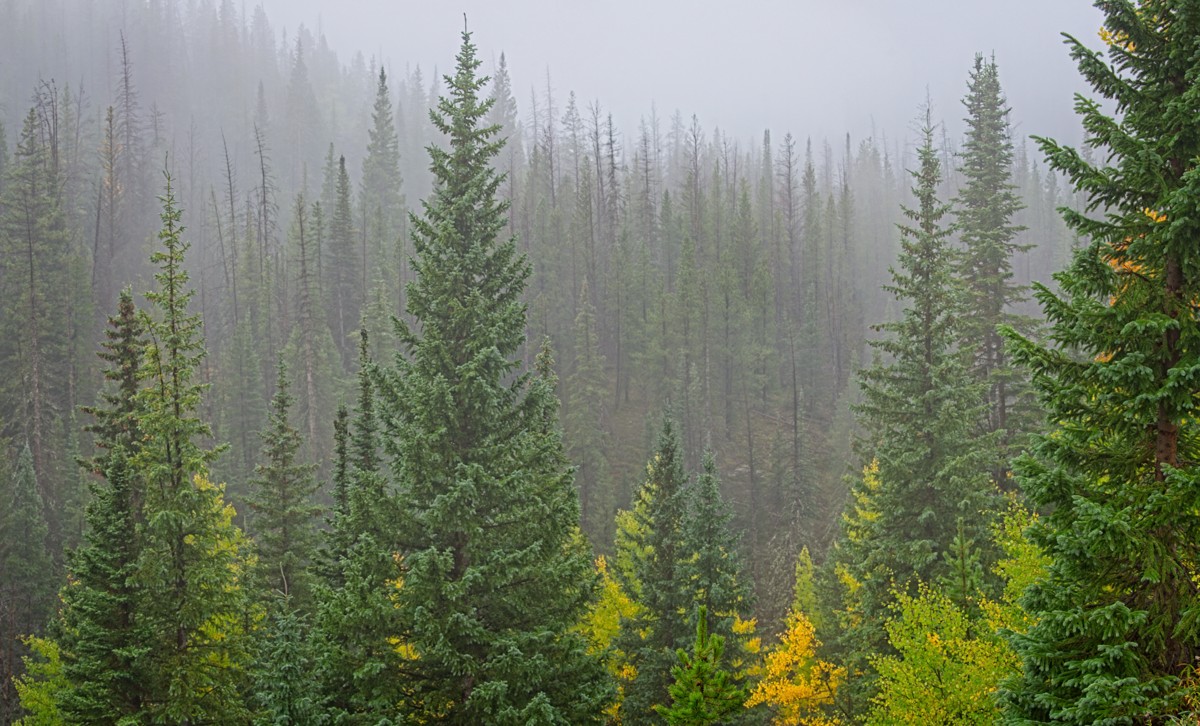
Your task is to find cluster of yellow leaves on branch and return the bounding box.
[744,607,844,726]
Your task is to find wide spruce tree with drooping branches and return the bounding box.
[375,28,611,723]
[1002,1,1200,720]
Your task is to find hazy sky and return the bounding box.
[257,0,1105,150]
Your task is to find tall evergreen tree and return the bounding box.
[567,277,611,545]
[376,29,610,723]
[55,289,148,724]
[0,105,74,546]
[616,415,693,723]
[132,173,253,723]
[953,54,1034,482]
[247,358,320,608]
[681,452,752,658]
[0,445,56,724]
[834,109,997,706]
[328,155,360,364]
[1003,4,1200,720]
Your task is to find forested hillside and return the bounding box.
[5,0,1195,723]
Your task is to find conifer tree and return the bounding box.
[54,289,148,724]
[657,606,745,726]
[132,173,252,723]
[567,277,611,544]
[1002,4,1200,720]
[328,155,360,363]
[953,54,1034,482]
[80,289,144,473]
[681,452,752,663]
[252,602,323,726]
[0,445,56,723]
[0,105,74,546]
[361,66,405,318]
[617,416,693,723]
[376,29,610,722]
[247,358,320,607]
[835,110,997,702]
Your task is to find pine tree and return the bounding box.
[656,606,745,726]
[617,415,693,723]
[328,155,360,364]
[0,105,74,548]
[0,445,56,724]
[252,603,323,726]
[360,66,404,320]
[680,452,752,665]
[54,290,148,724]
[376,28,610,723]
[80,289,144,473]
[132,173,253,723]
[1001,4,1200,720]
[247,358,321,608]
[953,55,1034,486]
[834,109,997,704]
[566,277,611,544]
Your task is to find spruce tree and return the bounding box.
[55,289,148,724]
[328,155,360,364]
[0,444,56,724]
[656,606,745,726]
[376,29,610,723]
[953,54,1034,484]
[680,452,752,665]
[132,173,252,723]
[566,277,611,545]
[247,358,321,608]
[313,328,404,724]
[834,109,997,704]
[252,603,323,726]
[1002,4,1200,720]
[616,416,693,723]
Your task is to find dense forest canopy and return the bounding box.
[2,0,1197,723]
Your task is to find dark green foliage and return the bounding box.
[953,54,1035,481]
[130,173,252,724]
[656,606,745,726]
[55,293,147,724]
[247,358,321,607]
[56,446,148,724]
[252,602,324,726]
[376,29,611,723]
[681,452,751,661]
[618,416,693,723]
[0,444,57,723]
[833,110,998,704]
[80,289,144,474]
[1001,3,1200,721]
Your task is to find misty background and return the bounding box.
[257,0,1103,145]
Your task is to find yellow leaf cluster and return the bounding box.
[745,609,843,725]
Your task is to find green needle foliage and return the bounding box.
[656,605,745,726]
[375,28,611,723]
[247,358,320,608]
[1002,2,1200,721]
[832,109,998,711]
[132,173,253,723]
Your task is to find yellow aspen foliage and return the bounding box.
[13,637,66,726]
[867,586,1016,726]
[745,608,844,725]
[575,555,642,722]
[867,501,1048,725]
